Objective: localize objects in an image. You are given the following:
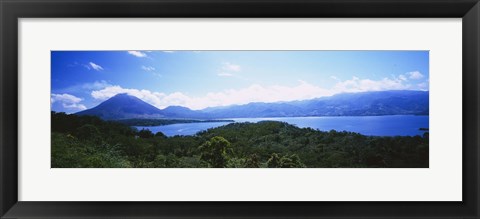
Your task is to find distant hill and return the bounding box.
[294,90,429,116]
[76,93,165,120]
[76,90,429,120]
[76,93,206,120]
[202,102,305,118]
[204,90,429,118]
[161,105,208,119]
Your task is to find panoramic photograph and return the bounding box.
[51,50,429,168]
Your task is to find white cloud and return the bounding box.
[222,62,241,72]
[333,76,409,93]
[218,62,241,77]
[82,80,111,90]
[67,61,80,67]
[417,82,428,90]
[141,66,155,71]
[162,51,175,53]
[330,76,339,80]
[127,51,147,58]
[89,62,104,71]
[51,93,86,111]
[217,72,234,77]
[394,71,424,82]
[62,103,87,110]
[51,93,82,104]
[407,71,423,79]
[141,66,161,77]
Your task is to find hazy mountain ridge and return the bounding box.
[161,105,209,119]
[75,90,429,120]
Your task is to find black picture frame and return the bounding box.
[1,0,479,218]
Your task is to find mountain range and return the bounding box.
[75,90,429,120]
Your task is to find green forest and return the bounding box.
[51,111,429,168]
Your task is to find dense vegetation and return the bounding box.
[51,111,429,168]
[117,118,234,126]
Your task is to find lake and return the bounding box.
[134,115,429,137]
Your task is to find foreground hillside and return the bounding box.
[52,112,429,168]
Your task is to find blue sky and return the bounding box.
[51,51,429,113]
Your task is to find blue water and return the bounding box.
[135,122,231,137]
[134,115,429,137]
